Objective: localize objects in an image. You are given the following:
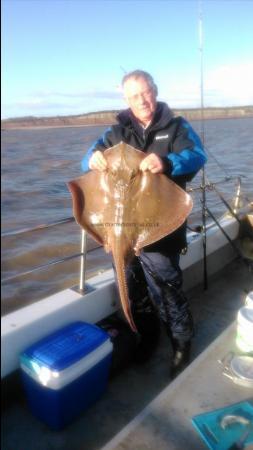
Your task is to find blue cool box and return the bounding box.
[20,322,113,429]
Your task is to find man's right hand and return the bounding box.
[89,151,108,171]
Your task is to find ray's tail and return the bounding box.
[112,240,137,333]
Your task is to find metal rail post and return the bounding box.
[79,229,87,293]
[233,177,242,214]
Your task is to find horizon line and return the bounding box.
[2,105,253,122]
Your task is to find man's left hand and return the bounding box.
[139,153,164,174]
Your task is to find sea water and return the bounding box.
[2,117,253,314]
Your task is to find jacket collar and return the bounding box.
[116,102,174,132]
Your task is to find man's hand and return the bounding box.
[139,153,164,174]
[89,151,107,171]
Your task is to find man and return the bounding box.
[81,70,207,376]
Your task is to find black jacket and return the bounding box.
[81,102,207,254]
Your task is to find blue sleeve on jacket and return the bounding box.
[81,137,104,172]
[81,127,113,172]
[167,119,207,177]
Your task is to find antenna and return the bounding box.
[198,0,208,290]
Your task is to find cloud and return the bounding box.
[204,62,253,106]
[2,89,125,118]
[163,61,253,108]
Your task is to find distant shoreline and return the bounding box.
[1,123,114,131]
[2,106,253,130]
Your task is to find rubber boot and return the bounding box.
[166,328,191,378]
[170,339,191,378]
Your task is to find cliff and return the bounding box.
[2,106,253,129]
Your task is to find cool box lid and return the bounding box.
[20,322,111,371]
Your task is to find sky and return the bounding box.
[2,0,253,119]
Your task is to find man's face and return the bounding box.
[123,77,157,126]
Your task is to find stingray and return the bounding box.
[68,142,193,332]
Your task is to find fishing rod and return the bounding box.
[187,176,235,193]
[198,0,208,290]
[196,3,246,286]
[120,66,128,74]
[204,204,252,271]
[206,177,242,224]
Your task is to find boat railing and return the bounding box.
[1,176,244,294]
[1,217,90,293]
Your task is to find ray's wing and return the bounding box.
[128,172,193,253]
[68,170,110,246]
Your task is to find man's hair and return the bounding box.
[121,70,158,95]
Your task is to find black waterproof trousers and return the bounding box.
[126,251,194,343]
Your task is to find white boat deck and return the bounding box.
[102,324,252,450]
[2,258,253,450]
